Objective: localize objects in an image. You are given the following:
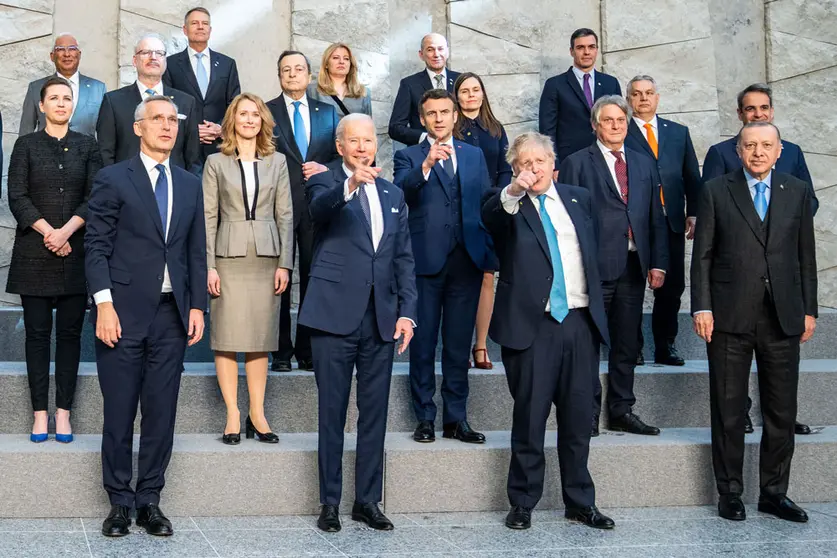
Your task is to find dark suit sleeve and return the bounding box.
[393,191,418,323]
[329,109,340,162]
[18,82,39,136]
[701,144,725,185]
[649,165,669,271]
[188,179,208,312]
[799,185,818,318]
[690,181,715,313]
[538,78,560,171]
[0,111,3,190]
[7,139,43,229]
[558,154,581,187]
[84,169,121,294]
[74,141,103,222]
[227,59,242,105]
[183,98,202,176]
[162,66,173,88]
[481,189,511,239]
[496,127,513,188]
[388,80,422,146]
[683,129,701,218]
[96,94,117,167]
[393,149,427,199]
[306,171,347,225]
[794,149,819,215]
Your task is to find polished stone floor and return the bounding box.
[3,503,837,557]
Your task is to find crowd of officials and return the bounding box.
[1,5,818,539]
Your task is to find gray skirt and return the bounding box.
[210,232,281,352]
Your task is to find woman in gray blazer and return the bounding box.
[307,42,372,119]
[203,93,293,445]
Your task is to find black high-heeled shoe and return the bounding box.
[245,416,279,443]
[222,432,240,445]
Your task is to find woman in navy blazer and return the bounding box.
[453,72,511,370]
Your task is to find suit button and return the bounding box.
[157,275,163,280]
[58,188,64,194]
[58,164,63,170]
[547,276,552,281]
[541,298,547,304]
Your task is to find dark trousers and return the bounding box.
[21,294,87,411]
[708,297,799,497]
[650,227,685,351]
[595,251,644,419]
[504,310,597,510]
[276,212,314,363]
[311,295,394,506]
[410,243,482,424]
[96,297,187,508]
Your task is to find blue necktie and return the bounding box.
[537,194,569,322]
[154,164,169,238]
[144,88,155,98]
[195,52,208,98]
[754,181,768,221]
[292,101,308,160]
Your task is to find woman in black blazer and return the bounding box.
[7,77,102,443]
[454,72,512,370]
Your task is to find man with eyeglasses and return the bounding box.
[96,33,201,174]
[19,33,106,137]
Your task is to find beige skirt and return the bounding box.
[210,232,281,352]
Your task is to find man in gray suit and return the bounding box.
[18,33,105,137]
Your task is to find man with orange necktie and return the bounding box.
[625,75,701,367]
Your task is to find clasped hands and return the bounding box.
[43,226,72,257]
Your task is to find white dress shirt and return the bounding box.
[744,169,772,205]
[572,66,595,98]
[500,183,589,309]
[59,71,80,120]
[283,92,311,144]
[137,80,164,99]
[187,45,212,83]
[633,115,658,143]
[241,160,257,212]
[342,163,384,251]
[422,136,457,181]
[92,152,174,305]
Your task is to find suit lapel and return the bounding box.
[565,68,589,113]
[273,99,303,164]
[726,171,766,247]
[766,175,788,247]
[656,118,668,156]
[555,185,592,267]
[204,50,223,99]
[174,51,201,99]
[376,178,393,248]
[589,147,622,202]
[628,120,655,159]
[625,150,644,213]
[307,97,323,162]
[520,196,552,264]
[167,168,186,245]
[127,156,165,240]
[420,71,434,92]
[422,141,452,201]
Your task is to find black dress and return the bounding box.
[6,130,102,296]
[459,117,513,189]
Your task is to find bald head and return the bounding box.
[51,33,80,77]
[419,33,448,73]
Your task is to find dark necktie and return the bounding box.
[583,73,593,109]
[610,151,633,240]
[358,183,372,230]
[154,163,168,238]
[442,151,454,178]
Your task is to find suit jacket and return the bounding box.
[458,117,513,189]
[388,69,460,146]
[561,144,669,281]
[202,151,294,270]
[625,117,701,233]
[96,83,202,174]
[19,74,106,137]
[482,184,609,350]
[393,138,494,275]
[539,68,622,170]
[691,170,817,336]
[265,94,340,224]
[163,48,241,160]
[702,135,818,214]
[299,168,418,340]
[85,156,208,334]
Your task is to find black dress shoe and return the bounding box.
[245,416,279,443]
[505,505,532,529]
[317,504,341,532]
[795,422,812,435]
[135,504,173,536]
[442,420,485,444]
[101,504,131,537]
[744,412,755,433]
[413,420,435,443]
[758,494,808,523]
[271,360,291,372]
[222,432,240,445]
[636,352,645,366]
[591,415,600,438]
[565,506,615,529]
[655,344,685,366]
[297,359,314,371]
[609,412,660,435]
[351,502,394,530]
[718,494,746,521]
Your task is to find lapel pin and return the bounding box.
[780,184,784,190]
[214,61,219,67]
[571,198,578,203]
[86,83,90,87]
[383,189,389,193]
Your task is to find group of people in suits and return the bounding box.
[1,5,820,540]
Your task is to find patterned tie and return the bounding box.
[583,73,593,109]
[611,150,633,240]
[154,164,168,238]
[537,195,569,322]
[195,52,209,98]
[358,183,372,230]
[292,101,308,160]
[442,152,454,178]
[144,88,155,98]
[644,122,658,158]
[754,182,768,221]
[435,74,444,89]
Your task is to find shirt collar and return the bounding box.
[529,183,559,203]
[187,45,210,59]
[139,151,170,175]
[137,80,164,96]
[744,169,772,190]
[58,71,79,86]
[597,140,624,157]
[572,66,594,82]
[426,67,447,85]
[633,115,657,131]
[427,135,454,148]
[283,92,308,108]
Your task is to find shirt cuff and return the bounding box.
[399,317,417,328]
[343,178,358,202]
[93,289,113,305]
[500,185,524,215]
[651,268,666,275]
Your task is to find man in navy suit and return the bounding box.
[85,95,207,538]
[388,33,460,146]
[625,75,701,367]
[163,7,241,163]
[266,50,340,372]
[539,28,622,175]
[562,95,668,437]
[483,132,614,531]
[301,114,417,533]
[394,89,493,444]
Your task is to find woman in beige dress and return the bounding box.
[203,93,294,445]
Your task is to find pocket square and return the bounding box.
[391,207,399,213]
[177,113,187,120]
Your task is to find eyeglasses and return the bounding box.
[136,50,167,59]
[53,46,80,54]
[137,115,179,126]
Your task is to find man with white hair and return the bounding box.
[96,33,201,174]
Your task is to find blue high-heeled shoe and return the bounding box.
[30,414,48,443]
[54,413,73,444]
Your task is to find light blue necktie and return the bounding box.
[154,164,169,238]
[144,88,155,98]
[292,101,308,160]
[195,52,208,98]
[537,194,569,322]
[754,181,768,221]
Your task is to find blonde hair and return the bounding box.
[316,43,367,98]
[218,93,276,158]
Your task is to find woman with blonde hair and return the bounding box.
[307,42,372,118]
[203,92,294,444]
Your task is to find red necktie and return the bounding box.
[611,150,633,240]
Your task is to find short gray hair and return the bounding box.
[134,95,179,122]
[336,113,376,142]
[627,75,657,95]
[505,132,555,167]
[134,33,166,54]
[736,121,781,146]
[591,95,632,126]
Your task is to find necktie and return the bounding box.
[154,164,169,238]
[611,150,633,240]
[435,74,444,89]
[442,151,454,178]
[644,122,658,158]
[583,73,593,109]
[195,52,208,98]
[537,195,569,322]
[144,88,155,98]
[754,182,768,221]
[358,183,372,231]
[292,101,308,160]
